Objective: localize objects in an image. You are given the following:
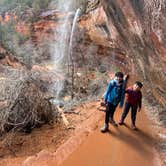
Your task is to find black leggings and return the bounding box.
[105,102,117,124]
[121,102,138,125]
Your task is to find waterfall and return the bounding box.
[50,1,80,98]
[69,8,81,63]
[68,8,81,98]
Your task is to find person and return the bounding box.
[101,72,127,133]
[118,81,143,130]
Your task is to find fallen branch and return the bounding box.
[57,107,70,127]
[63,111,79,115]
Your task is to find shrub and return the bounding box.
[0,67,60,134]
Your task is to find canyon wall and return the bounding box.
[79,0,166,123]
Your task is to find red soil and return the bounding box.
[0,101,157,166]
[62,106,155,166]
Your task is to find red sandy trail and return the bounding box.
[61,107,155,166]
[22,102,156,166]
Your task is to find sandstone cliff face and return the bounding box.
[80,0,166,118]
[0,1,165,123]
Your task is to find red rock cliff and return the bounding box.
[79,0,166,114]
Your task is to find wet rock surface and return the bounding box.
[79,0,166,123]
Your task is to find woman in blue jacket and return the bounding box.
[101,72,127,133]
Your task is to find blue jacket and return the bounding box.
[104,79,126,107]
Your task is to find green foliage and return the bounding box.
[0,19,29,56]
[32,0,51,11]
[0,0,52,53]
[0,20,16,55]
[0,0,51,19]
[0,0,18,13]
[0,0,88,21]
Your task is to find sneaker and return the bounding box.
[100,124,109,133]
[131,124,137,130]
[109,118,118,127]
[118,120,124,125]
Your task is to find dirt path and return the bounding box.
[61,105,156,166]
[3,101,157,166]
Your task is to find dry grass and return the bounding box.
[0,66,60,135]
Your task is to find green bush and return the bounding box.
[0,19,29,57]
[0,0,51,20]
[0,0,51,12]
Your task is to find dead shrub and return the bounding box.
[0,66,60,135]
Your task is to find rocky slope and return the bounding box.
[79,0,166,124]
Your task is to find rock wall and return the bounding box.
[79,0,166,121]
[0,0,165,124]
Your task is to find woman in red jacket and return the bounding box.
[119,81,143,130]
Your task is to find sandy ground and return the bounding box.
[61,105,155,166]
[0,101,157,166]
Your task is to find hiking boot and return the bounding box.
[109,118,118,127]
[100,124,109,133]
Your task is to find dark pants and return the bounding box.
[121,102,138,125]
[105,102,117,124]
